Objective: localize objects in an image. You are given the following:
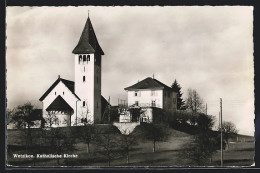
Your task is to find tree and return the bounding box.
[171,79,186,110]
[94,126,120,166]
[11,102,38,146]
[185,89,204,114]
[196,113,218,164]
[80,118,95,153]
[129,106,147,122]
[6,108,14,126]
[45,111,59,127]
[218,121,238,150]
[109,106,120,122]
[182,113,218,165]
[48,128,76,165]
[119,130,138,164]
[139,123,170,152]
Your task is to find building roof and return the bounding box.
[46,95,73,112]
[39,77,80,101]
[72,17,104,55]
[124,77,174,91]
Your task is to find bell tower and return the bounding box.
[72,16,104,124]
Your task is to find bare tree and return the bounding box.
[186,88,204,113]
[119,130,138,164]
[94,126,120,166]
[139,123,170,152]
[77,104,91,125]
[45,111,59,127]
[48,127,76,165]
[218,121,238,150]
[80,118,95,153]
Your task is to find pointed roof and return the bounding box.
[124,77,174,91]
[39,77,80,101]
[72,17,104,55]
[46,95,73,112]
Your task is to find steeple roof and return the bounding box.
[72,17,104,55]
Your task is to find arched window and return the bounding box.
[87,55,90,61]
[83,76,85,82]
[79,55,82,64]
[83,101,85,107]
[83,55,86,63]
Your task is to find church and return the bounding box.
[39,15,177,128]
[39,16,107,127]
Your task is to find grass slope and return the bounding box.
[6,126,254,167]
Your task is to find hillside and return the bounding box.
[6,126,254,167]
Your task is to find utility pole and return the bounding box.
[220,98,223,166]
[219,112,220,128]
[108,96,111,123]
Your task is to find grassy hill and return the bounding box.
[6,125,254,167]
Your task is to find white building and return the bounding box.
[39,16,106,127]
[124,77,177,123]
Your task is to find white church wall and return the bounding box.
[42,81,78,126]
[74,54,95,123]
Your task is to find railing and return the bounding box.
[128,103,161,108]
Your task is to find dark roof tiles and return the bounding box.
[124,77,173,91]
[46,95,73,112]
[39,77,80,101]
[72,17,104,55]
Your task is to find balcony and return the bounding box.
[128,103,161,108]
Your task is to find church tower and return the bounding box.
[72,16,104,124]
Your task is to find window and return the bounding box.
[55,92,56,95]
[87,55,90,61]
[83,55,86,63]
[135,101,139,106]
[84,66,85,72]
[79,55,82,64]
[83,101,85,107]
[63,91,64,95]
[151,91,156,96]
[134,91,140,97]
[83,76,85,82]
[168,92,170,97]
[152,100,156,107]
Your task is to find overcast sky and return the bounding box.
[6,6,254,136]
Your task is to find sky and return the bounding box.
[6,6,254,136]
